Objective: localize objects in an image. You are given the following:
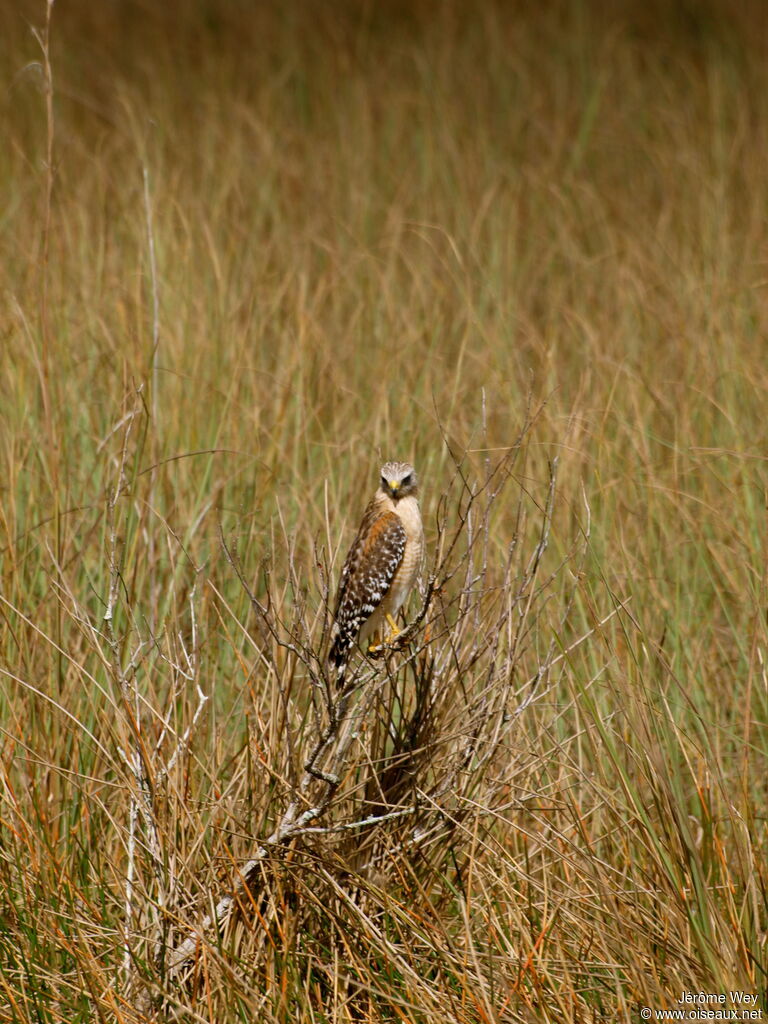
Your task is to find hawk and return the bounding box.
[329,460,424,687]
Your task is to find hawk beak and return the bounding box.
[389,480,399,492]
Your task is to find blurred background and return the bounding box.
[1,0,767,1018]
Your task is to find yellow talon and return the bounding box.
[367,615,400,653]
[384,613,400,643]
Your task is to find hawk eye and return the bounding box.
[402,473,412,486]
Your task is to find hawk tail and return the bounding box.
[328,632,352,688]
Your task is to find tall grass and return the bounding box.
[0,0,766,1020]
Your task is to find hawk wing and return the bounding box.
[329,505,407,681]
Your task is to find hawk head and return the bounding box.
[379,461,418,501]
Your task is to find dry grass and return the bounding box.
[1,0,766,1020]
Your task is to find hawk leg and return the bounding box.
[367,614,400,653]
[384,612,400,643]
[367,630,381,653]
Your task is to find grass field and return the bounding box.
[1,0,767,1020]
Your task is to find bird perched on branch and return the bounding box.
[329,460,424,687]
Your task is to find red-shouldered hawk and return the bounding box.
[329,461,424,687]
